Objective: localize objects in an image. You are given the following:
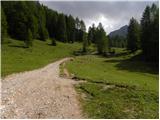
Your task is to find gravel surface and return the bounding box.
[1,58,82,119]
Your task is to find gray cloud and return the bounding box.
[40,1,158,34]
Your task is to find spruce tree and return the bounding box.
[127,17,140,52]
[80,21,88,52]
[87,23,96,44]
[75,17,81,41]
[95,23,109,55]
[141,4,159,62]
[141,6,151,57]
[45,7,58,39]
[37,4,49,41]
[57,14,67,42]
[66,15,76,43]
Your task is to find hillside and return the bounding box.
[109,25,128,37]
[1,38,81,76]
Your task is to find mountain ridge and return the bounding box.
[109,25,128,37]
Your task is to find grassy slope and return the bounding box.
[65,49,159,118]
[2,38,82,76]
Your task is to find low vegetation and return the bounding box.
[77,82,158,118]
[2,38,81,76]
[65,48,158,118]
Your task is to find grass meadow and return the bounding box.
[2,39,159,118]
[2,38,81,77]
[65,49,159,118]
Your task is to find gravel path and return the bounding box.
[1,58,82,119]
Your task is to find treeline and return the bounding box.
[1,2,159,63]
[1,1,86,47]
[127,4,159,63]
[1,1,109,56]
[85,3,159,63]
[109,35,127,48]
[84,23,109,55]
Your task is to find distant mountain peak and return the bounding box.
[109,25,128,38]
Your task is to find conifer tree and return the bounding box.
[57,14,67,42]
[127,17,140,52]
[95,23,109,55]
[141,4,159,62]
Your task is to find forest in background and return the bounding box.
[1,1,159,65]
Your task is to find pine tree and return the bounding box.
[127,17,140,52]
[141,4,159,62]
[87,23,96,44]
[150,4,159,62]
[95,23,109,55]
[141,6,151,58]
[6,1,28,40]
[75,17,81,41]
[57,14,67,42]
[25,1,39,39]
[66,15,76,43]
[37,4,49,41]
[80,21,88,52]
[45,7,58,39]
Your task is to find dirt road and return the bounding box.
[1,58,82,119]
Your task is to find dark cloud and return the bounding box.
[40,1,158,34]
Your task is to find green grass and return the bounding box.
[65,49,159,118]
[2,38,82,77]
[77,83,158,119]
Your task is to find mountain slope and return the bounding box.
[109,25,128,37]
[2,38,81,76]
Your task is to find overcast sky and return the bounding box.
[40,1,158,34]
